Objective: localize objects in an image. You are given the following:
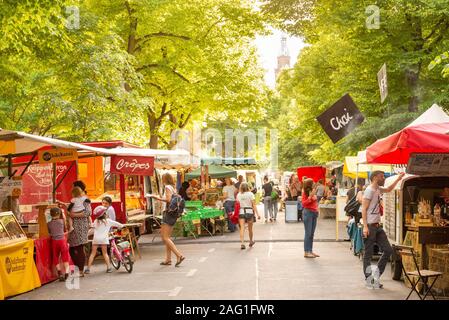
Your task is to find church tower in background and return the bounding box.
[275,36,291,78]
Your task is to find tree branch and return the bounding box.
[137,63,191,83]
[201,18,226,40]
[137,32,191,42]
[179,110,194,128]
[135,32,190,51]
[158,135,170,146]
[425,21,449,53]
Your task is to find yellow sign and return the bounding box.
[0,239,41,300]
[38,148,78,164]
[0,141,15,155]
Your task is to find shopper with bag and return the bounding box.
[149,173,185,267]
[271,182,281,222]
[361,171,404,288]
[262,176,273,223]
[236,182,261,250]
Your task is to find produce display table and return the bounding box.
[182,206,225,237]
[319,204,336,219]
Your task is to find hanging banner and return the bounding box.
[0,141,15,155]
[38,148,78,164]
[316,94,365,144]
[377,63,388,103]
[20,162,76,223]
[0,239,41,300]
[110,156,154,176]
[0,177,23,214]
[0,176,22,197]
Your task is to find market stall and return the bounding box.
[185,164,237,205]
[383,169,449,293]
[0,130,163,284]
[182,164,238,236]
[362,105,449,293]
[0,212,41,300]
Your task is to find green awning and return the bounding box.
[201,157,257,166]
[185,165,237,180]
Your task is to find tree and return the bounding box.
[263,0,449,164]
[0,0,270,149]
[91,0,269,148]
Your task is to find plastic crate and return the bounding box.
[185,201,204,210]
[181,212,202,222]
[200,209,225,219]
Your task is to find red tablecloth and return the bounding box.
[34,236,73,284]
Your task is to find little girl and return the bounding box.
[85,206,124,274]
[67,186,90,232]
[47,207,70,281]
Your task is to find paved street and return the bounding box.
[14,207,412,300]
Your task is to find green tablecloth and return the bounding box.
[181,208,224,221]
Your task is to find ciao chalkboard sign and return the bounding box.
[316,94,365,144]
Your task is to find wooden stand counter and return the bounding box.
[35,203,59,239]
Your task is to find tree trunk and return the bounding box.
[406,65,421,113]
[147,112,160,149]
[149,134,159,149]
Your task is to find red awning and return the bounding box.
[366,122,449,164]
[297,166,326,183]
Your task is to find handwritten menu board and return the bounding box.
[383,192,397,241]
[407,153,449,176]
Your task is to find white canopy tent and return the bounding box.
[0,129,198,169]
[406,104,449,128]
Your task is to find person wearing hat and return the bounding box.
[85,206,124,274]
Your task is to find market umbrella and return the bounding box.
[366,122,449,164]
[185,165,237,180]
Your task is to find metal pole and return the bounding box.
[7,155,12,211]
[53,161,76,194]
[120,174,127,223]
[52,162,56,203]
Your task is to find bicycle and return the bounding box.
[109,230,133,273]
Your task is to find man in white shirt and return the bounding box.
[361,170,405,289]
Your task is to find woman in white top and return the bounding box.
[222,178,237,232]
[85,206,124,274]
[149,173,185,267]
[236,182,261,250]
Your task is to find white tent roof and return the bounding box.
[0,129,197,169]
[407,104,449,127]
[357,150,367,164]
[108,147,199,169]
